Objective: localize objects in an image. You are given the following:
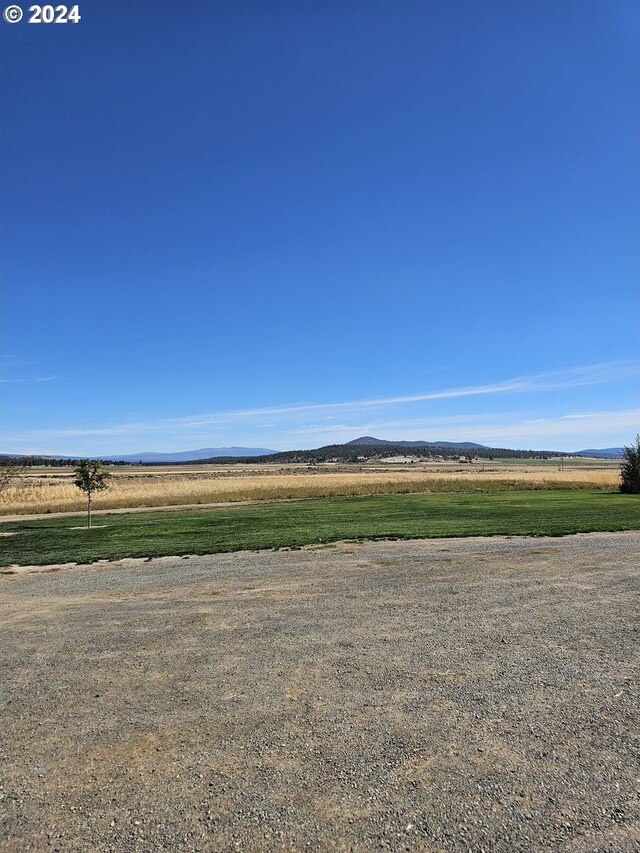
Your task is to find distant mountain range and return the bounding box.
[102,447,275,463]
[4,447,275,463]
[575,447,623,458]
[1,438,625,463]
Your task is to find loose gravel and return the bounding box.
[1,532,639,852]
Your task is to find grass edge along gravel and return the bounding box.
[1,490,639,568]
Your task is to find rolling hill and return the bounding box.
[1,447,275,464]
[344,436,488,449]
[0,441,625,467]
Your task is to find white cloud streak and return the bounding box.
[280,409,640,445]
[0,376,57,384]
[166,360,639,427]
[2,360,638,449]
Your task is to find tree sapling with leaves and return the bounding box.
[74,459,111,528]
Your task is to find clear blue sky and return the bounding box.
[2,0,638,454]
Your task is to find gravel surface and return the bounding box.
[1,532,639,852]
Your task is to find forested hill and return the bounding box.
[0,444,577,467]
[195,443,571,464]
[344,436,487,449]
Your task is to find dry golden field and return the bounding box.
[0,460,620,515]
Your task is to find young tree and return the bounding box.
[74,460,111,528]
[619,435,640,495]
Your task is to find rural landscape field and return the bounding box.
[3,2,639,851]
[0,457,622,516]
[2,454,636,568]
[3,447,637,852]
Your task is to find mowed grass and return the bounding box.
[1,490,638,567]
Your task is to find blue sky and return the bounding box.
[2,0,638,454]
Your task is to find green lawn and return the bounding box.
[1,490,638,567]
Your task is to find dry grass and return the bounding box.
[0,463,620,515]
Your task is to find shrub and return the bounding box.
[619,435,640,494]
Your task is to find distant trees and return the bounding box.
[619,435,640,494]
[211,443,565,466]
[1,444,578,470]
[0,455,131,468]
[74,460,111,528]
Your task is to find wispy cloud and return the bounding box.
[0,376,57,384]
[0,354,56,383]
[166,360,639,426]
[447,409,640,444]
[2,360,637,448]
[280,409,640,445]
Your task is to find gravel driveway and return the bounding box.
[1,533,638,852]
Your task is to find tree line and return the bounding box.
[0,444,573,468]
[0,455,132,467]
[192,443,572,465]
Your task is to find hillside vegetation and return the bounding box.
[196,443,572,465]
[0,443,577,468]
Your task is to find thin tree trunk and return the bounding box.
[87,491,91,529]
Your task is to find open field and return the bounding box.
[1,490,638,567]
[0,459,621,515]
[2,532,638,852]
